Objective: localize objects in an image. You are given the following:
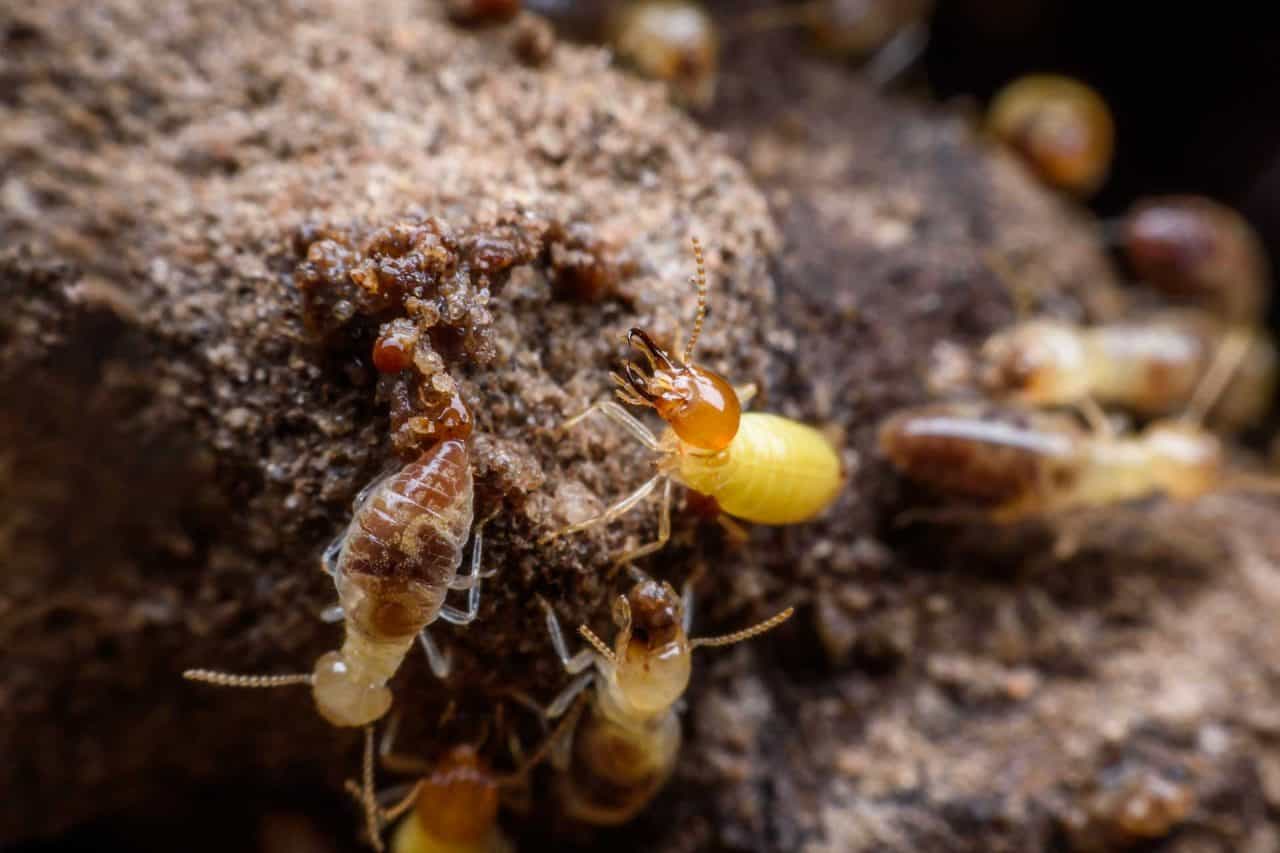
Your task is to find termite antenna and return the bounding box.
[1182,329,1253,427]
[362,725,385,853]
[578,624,617,664]
[690,606,795,649]
[683,236,708,365]
[183,670,314,688]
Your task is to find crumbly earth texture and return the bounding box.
[2,2,1279,851]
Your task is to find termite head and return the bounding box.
[611,1,719,108]
[979,320,1090,404]
[1140,420,1224,500]
[414,745,500,845]
[612,579,692,716]
[614,329,741,451]
[987,74,1115,197]
[311,652,393,727]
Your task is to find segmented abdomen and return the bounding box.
[558,710,680,826]
[879,404,1083,505]
[677,413,843,524]
[336,440,473,636]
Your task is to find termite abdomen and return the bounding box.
[878,406,1079,504]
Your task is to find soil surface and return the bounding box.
[3,2,1278,852]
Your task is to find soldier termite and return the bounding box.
[538,572,793,825]
[184,438,490,728]
[878,401,1280,526]
[540,237,844,563]
[609,1,719,108]
[975,311,1277,431]
[1113,195,1270,325]
[986,74,1115,198]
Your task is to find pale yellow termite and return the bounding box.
[538,573,793,825]
[977,311,1277,430]
[541,237,844,562]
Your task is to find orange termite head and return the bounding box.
[414,745,500,845]
[613,328,741,451]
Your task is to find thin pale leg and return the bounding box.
[448,526,488,590]
[546,670,594,720]
[716,514,751,542]
[320,604,345,623]
[439,538,482,625]
[541,598,596,674]
[378,710,434,776]
[418,629,451,679]
[1076,397,1115,439]
[1183,327,1253,426]
[611,477,673,567]
[865,21,930,87]
[736,383,758,406]
[562,400,660,451]
[682,579,695,635]
[540,472,664,544]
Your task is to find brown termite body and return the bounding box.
[541,237,843,564]
[539,574,793,825]
[977,312,1277,430]
[986,74,1115,198]
[1119,195,1270,325]
[878,402,1244,524]
[610,1,719,108]
[185,439,490,728]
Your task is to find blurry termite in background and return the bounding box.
[986,74,1115,198]
[538,572,793,825]
[878,401,1280,526]
[541,237,844,563]
[1107,195,1272,325]
[184,435,490,728]
[975,311,1276,431]
[738,0,935,86]
[609,1,719,107]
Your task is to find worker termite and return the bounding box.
[986,74,1115,198]
[609,1,719,108]
[1114,195,1271,325]
[878,401,1278,525]
[184,438,490,728]
[538,573,794,825]
[540,237,844,562]
[345,705,567,853]
[976,311,1277,430]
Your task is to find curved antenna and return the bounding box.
[362,725,386,853]
[577,624,616,665]
[690,606,794,649]
[183,670,313,688]
[1182,328,1252,427]
[683,237,708,365]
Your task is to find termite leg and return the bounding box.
[448,525,488,590]
[716,514,751,542]
[439,531,484,625]
[320,604,345,624]
[377,710,434,776]
[540,597,596,674]
[864,21,930,88]
[322,535,343,577]
[682,579,695,634]
[361,726,385,853]
[1182,327,1253,426]
[546,670,595,720]
[562,400,661,451]
[1076,397,1115,439]
[735,383,758,406]
[418,629,451,679]
[539,472,665,544]
[610,477,673,568]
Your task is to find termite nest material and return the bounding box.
[293,215,546,456]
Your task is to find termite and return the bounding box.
[609,1,719,108]
[345,704,565,853]
[538,572,794,825]
[878,401,1278,525]
[541,237,844,563]
[184,437,490,728]
[976,311,1276,430]
[986,74,1115,198]
[1112,195,1271,325]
